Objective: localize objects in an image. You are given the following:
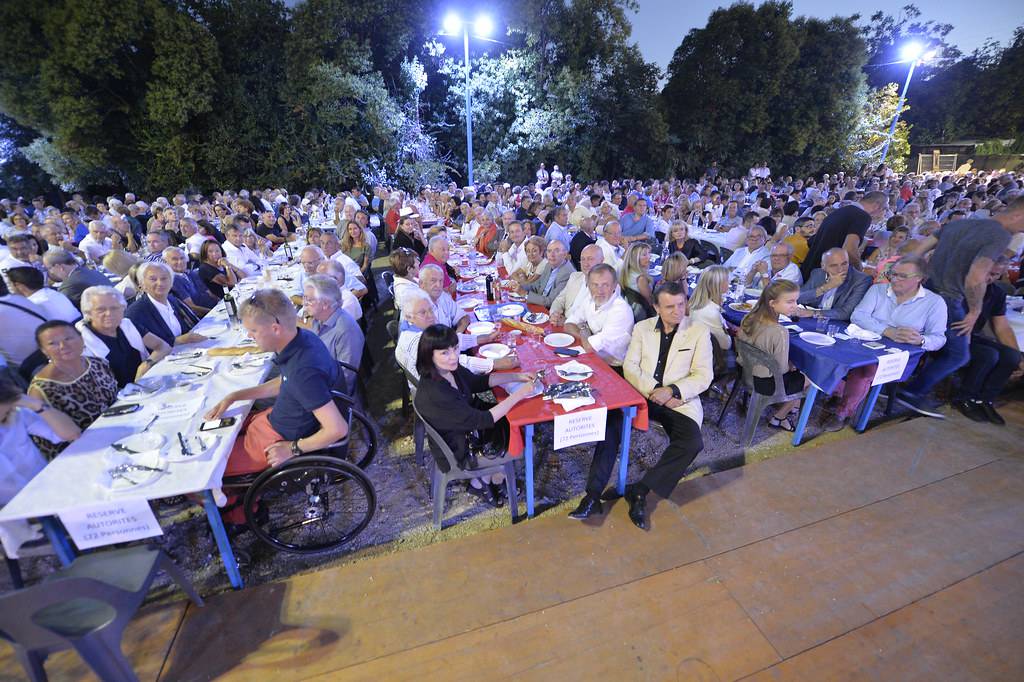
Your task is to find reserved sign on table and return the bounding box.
[59,500,163,550]
[872,350,911,386]
[553,407,608,450]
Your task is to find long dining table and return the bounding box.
[0,254,304,590]
[448,242,648,517]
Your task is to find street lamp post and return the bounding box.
[443,13,493,187]
[880,42,936,165]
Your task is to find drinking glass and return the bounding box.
[815,313,827,333]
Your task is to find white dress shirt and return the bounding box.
[566,290,634,366]
[29,288,79,323]
[724,245,769,280]
[150,296,182,337]
[78,235,112,262]
[501,239,528,273]
[395,329,492,383]
[330,251,368,292]
[341,288,362,321]
[432,292,468,328]
[751,261,803,288]
[223,241,264,277]
[595,237,624,273]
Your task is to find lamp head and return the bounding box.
[473,14,494,38]
[443,13,462,36]
[901,42,925,62]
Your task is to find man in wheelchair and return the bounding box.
[205,288,349,524]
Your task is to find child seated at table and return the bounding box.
[737,280,806,432]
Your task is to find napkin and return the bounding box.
[845,323,882,341]
[778,314,793,323]
[553,396,596,412]
[556,360,592,376]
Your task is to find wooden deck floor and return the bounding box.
[4,403,1023,682]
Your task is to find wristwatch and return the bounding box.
[290,440,302,456]
[670,385,682,400]
[33,403,47,414]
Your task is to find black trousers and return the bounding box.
[584,409,624,497]
[958,335,1022,401]
[641,402,704,498]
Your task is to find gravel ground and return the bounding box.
[7,264,1010,603]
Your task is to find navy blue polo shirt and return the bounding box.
[269,328,339,441]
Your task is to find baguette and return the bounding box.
[208,345,260,357]
[502,318,544,335]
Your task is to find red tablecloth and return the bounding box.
[453,258,648,456]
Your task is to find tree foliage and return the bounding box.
[847,83,911,173]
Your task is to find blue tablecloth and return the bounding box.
[722,304,926,394]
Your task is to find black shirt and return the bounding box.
[256,223,282,240]
[393,230,426,258]
[975,282,1008,334]
[669,238,712,263]
[653,318,679,388]
[269,328,339,441]
[413,365,495,472]
[197,262,226,299]
[569,230,598,271]
[801,204,871,280]
[89,323,142,388]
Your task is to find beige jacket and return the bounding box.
[623,317,714,427]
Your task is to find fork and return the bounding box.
[109,471,140,486]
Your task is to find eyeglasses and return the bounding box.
[889,271,921,280]
[247,292,281,324]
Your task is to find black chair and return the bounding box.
[698,240,721,265]
[718,246,734,264]
[381,271,395,299]
[385,319,410,417]
[0,546,203,682]
[622,287,655,323]
[397,361,428,466]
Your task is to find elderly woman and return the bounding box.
[666,220,715,267]
[77,285,171,387]
[242,228,273,259]
[28,320,118,458]
[413,324,538,506]
[510,235,547,285]
[389,247,421,314]
[197,239,243,300]
[126,261,207,347]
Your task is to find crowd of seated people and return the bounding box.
[2,166,1023,537]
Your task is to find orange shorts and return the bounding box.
[224,409,285,476]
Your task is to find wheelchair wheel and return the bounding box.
[338,408,380,470]
[243,456,376,554]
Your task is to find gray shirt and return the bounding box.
[927,219,1011,300]
[312,307,365,392]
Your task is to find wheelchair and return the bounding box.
[220,390,379,555]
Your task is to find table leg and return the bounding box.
[40,517,75,566]
[791,386,819,446]
[855,384,884,432]
[617,406,638,495]
[202,490,244,589]
[523,425,535,518]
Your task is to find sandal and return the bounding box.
[767,415,796,432]
[465,481,494,505]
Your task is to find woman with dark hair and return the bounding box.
[277,203,303,234]
[197,239,243,300]
[413,324,538,505]
[28,320,118,457]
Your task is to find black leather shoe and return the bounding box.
[568,495,603,520]
[954,399,988,423]
[981,401,1006,426]
[624,486,648,530]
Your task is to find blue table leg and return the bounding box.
[202,490,244,589]
[617,406,638,495]
[523,425,535,518]
[855,384,884,432]
[791,386,819,446]
[40,517,75,566]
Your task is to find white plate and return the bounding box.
[497,303,527,317]
[112,432,166,453]
[799,331,836,346]
[556,365,594,380]
[502,380,543,399]
[166,433,220,463]
[845,326,882,341]
[478,343,511,359]
[466,321,496,335]
[649,266,662,276]
[458,297,484,309]
[116,377,166,402]
[522,312,549,325]
[104,450,167,492]
[729,301,755,313]
[544,332,576,348]
[456,281,480,292]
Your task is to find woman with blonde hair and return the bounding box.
[659,253,688,286]
[689,265,732,351]
[736,280,805,431]
[619,241,653,303]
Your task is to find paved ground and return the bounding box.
[5,396,1021,681]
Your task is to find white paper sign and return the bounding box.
[60,500,163,550]
[553,407,607,450]
[872,349,910,386]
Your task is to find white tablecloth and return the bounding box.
[1007,309,1024,349]
[0,260,303,532]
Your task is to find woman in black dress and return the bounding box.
[413,325,538,505]
[666,220,715,267]
[197,240,244,300]
[392,214,427,258]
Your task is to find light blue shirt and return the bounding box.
[544,221,571,250]
[850,283,948,351]
[619,212,655,239]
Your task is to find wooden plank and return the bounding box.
[709,460,1024,658]
[159,419,1010,680]
[310,561,781,681]
[741,552,1024,681]
[0,601,187,682]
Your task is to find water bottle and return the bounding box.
[223,291,238,323]
[283,240,293,261]
[485,274,495,301]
